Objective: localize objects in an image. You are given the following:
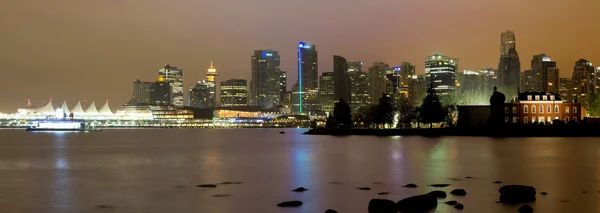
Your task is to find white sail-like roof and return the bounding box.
[98,101,113,115]
[60,101,70,114]
[71,101,85,114]
[85,101,99,114]
[18,100,54,114]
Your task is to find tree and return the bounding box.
[332,98,352,128]
[419,87,445,128]
[375,94,394,128]
[588,93,600,117]
[353,105,377,128]
[489,86,506,128]
[397,98,415,129]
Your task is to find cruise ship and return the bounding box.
[26,108,98,132]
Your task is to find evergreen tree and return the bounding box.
[397,98,415,129]
[332,98,352,128]
[375,94,395,128]
[419,87,445,128]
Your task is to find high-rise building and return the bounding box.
[150,77,172,106]
[294,42,319,114]
[129,78,152,105]
[559,78,572,102]
[279,71,287,104]
[408,74,427,106]
[333,55,350,102]
[291,84,320,115]
[425,54,458,96]
[369,62,390,103]
[480,68,499,96]
[348,62,370,113]
[460,70,482,92]
[251,50,281,109]
[531,54,558,93]
[571,59,595,106]
[521,69,536,92]
[205,61,218,106]
[158,64,184,106]
[188,80,215,108]
[498,31,520,97]
[220,79,248,107]
[319,72,335,113]
[399,62,416,96]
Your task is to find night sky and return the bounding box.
[1,0,599,112]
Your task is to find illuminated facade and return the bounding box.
[498,30,520,97]
[279,71,287,104]
[500,30,516,56]
[369,62,390,103]
[150,77,172,105]
[425,54,458,96]
[251,50,281,109]
[531,54,558,93]
[333,55,350,102]
[158,64,184,106]
[348,68,371,112]
[129,78,152,105]
[319,72,335,113]
[408,74,426,106]
[504,92,583,124]
[559,78,572,101]
[571,59,595,107]
[188,80,215,108]
[295,42,318,114]
[220,79,249,107]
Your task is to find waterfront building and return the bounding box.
[205,61,218,106]
[188,80,215,108]
[571,59,595,107]
[319,72,335,113]
[251,50,281,109]
[504,92,583,124]
[294,42,319,115]
[129,78,152,105]
[425,54,458,96]
[150,77,172,105]
[158,64,184,106]
[220,79,249,107]
[333,55,351,102]
[348,66,370,113]
[531,54,559,93]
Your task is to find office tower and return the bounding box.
[129,78,152,105]
[251,50,281,109]
[220,79,248,107]
[480,68,499,96]
[399,62,416,97]
[521,69,536,92]
[498,31,520,97]
[294,42,319,114]
[425,54,458,96]
[408,74,427,106]
[333,55,351,102]
[205,61,218,106]
[319,72,335,113]
[348,62,370,113]
[559,78,572,101]
[158,64,184,106]
[531,54,558,93]
[149,77,172,106]
[571,59,596,106]
[291,84,320,115]
[387,67,401,96]
[279,71,287,104]
[369,62,391,103]
[188,80,215,108]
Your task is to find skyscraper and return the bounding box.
[559,78,572,101]
[571,59,595,106]
[150,77,172,106]
[188,80,215,108]
[205,61,218,106]
[251,50,281,109]
[158,64,184,106]
[333,55,351,102]
[425,54,458,96]
[129,78,152,105]
[390,62,416,100]
[279,71,287,104]
[408,75,427,106]
[347,61,363,73]
[348,62,370,113]
[294,42,319,115]
[521,69,536,92]
[220,79,249,107]
[531,54,558,93]
[498,31,520,97]
[369,62,390,103]
[319,72,335,113]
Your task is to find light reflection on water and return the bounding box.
[0,129,599,212]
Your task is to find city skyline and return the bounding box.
[1,0,599,112]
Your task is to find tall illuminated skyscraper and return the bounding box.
[348,62,370,113]
[251,50,281,109]
[500,30,516,56]
[333,55,350,102]
[129,78,152,105]
[369,62,390,103]
[204,61,218,107]
[158,64,184,106]
[425,54,458,96]
[220,79,248,107]
[293,42,319,115]
[498,30,520,97]
[531,54,558,93]
[572,59,595,106]
[319,72,335,113]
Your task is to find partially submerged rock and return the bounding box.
[357,187,371,190]
[429,184,451,188]
[451,189,467,196]
[396,194,437,212]
[454,203,464,210]
[368,199,396,213]
[403,183,418,188]
[324,209,338,213]
[197,184,217,188]
[277,201,303,207]
[378,192,389,195]
[444,200,458,205]
[427,190,447,198]
[518,204,534,213]
[498,185,536,204]
[292,187,308,192]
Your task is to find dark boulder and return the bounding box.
[444,200,458,205]
[197,184,217,188]
[493,181,503,184]
[403,183,418,188]
[429,184,451,188]
[396,194,437,212]
[498,185,536,204]
[368,199,396,213]
[540,192,547,195]
[518,205,534,213]
[451,189,467,196]
[427,190,447,198]
[357,187,371,190]
[277,201,303,207]
[378,192,389,195]
[324,209,338,213]
[454,203,464,210]
[280,131,285,134]
[220,181,242,185]
[292,187,308,192]
[465,176,474,179]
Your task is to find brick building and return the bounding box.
[504,92,584,124]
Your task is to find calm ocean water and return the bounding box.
[0,128,599,213]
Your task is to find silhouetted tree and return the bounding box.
[489,86,506,129]
[588,93,600,117]
[375,94,394,128]
[332,98,352,128]
[397,98,416,129]
[419,87,445,128]
[353,105,377,128]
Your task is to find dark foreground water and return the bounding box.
[1,129,600,213]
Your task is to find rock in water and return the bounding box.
[465,176,474,179]
[280,131,285,134]
[518,205,534,213]
[493,181,503,184]
[368,199,396,213]
[220,181,243,185]
[292,187,308,192]
[451,189,467,196]
[540,192,547,195]
[396,195,437,212]
[197,184,217,188]
[277,201,303,207]
[454,203,464,210]
[498,185,536,204]
[403,183,418,188]
[324,209,338,213]
[378,192,389,195]
[357,187,371,190]
[427,190,447,198]
[429,184,451,188]
[444,200,458,205]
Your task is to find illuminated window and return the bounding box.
[524,105,528,113]
[527,95,532,100]
[513,117,517,123]
[565,107,569,113]
[550,95,555,100]
[512,107,517,113]
[573,107,577,113]
[532,105,536,113]
[543,96,547,101]
[539,117,544,123]
[539,105,544,113]
[547,105,551,113]
[554,105,559,113]
[524,117,529,123]
[535,95,540,100]
[547,117,551,123]
[531,117,536,123]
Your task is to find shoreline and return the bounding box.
[304,126,600,137]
